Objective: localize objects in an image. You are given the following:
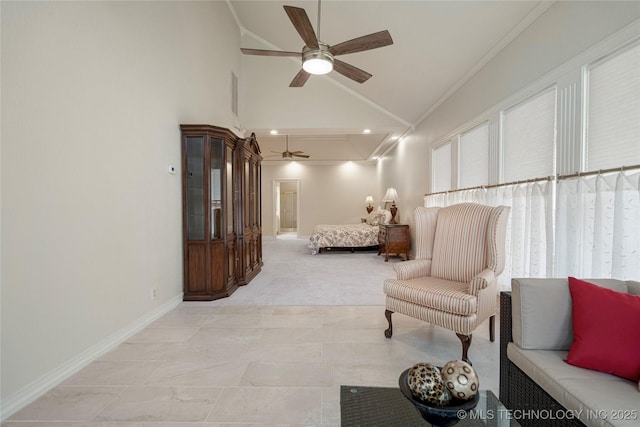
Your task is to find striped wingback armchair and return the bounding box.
[383,203,510,363]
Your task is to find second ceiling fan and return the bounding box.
[268,136,310,159]
[241,1,393,87]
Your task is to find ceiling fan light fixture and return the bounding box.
[302,43,333,75]
[303,57,333,75]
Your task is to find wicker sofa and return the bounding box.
[500,278,640,427]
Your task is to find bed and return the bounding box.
[308,209,391,255]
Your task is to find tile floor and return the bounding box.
[4,239,501,426]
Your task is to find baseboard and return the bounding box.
[0,293,183,421]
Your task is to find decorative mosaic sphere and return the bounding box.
[436,386,452,405]
[441,360,479,400]
[407,363,450,405]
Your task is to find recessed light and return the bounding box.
[270,130,278,135]
[363,129,371,134]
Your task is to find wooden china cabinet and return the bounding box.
[237,135,263,285]
[180,125,262,301]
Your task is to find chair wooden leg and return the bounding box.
[456,333,472,364]
[489,315,495,342]
[384,309,393,338]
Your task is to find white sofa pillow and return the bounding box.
[511,278,629,350]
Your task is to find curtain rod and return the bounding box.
[556,163,640,180]
[424,164,640,197]
[425,176,552,197]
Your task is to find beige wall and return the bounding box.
[1,0,241,413]
[379,1,640,227]
[262,162,378,237]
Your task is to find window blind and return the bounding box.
[586,42,640,171]
[432,142,452,193]
[459,123,489,188]
[503,89,556,182]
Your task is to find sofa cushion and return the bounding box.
[628,280,640,296]
[508,344,639,427]
[511,278,628,350]
[566,277,640,381]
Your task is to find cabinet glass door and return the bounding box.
[210,138,224,240]
[186,136,205,240]
[226,145,234,234]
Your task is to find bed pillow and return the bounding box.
[565,277,640,381]
[381,209,392,224]
[366,210,385,226]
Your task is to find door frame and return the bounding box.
[272,179,301,237]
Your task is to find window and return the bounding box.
[459,123,489,188]
[432,141,452,193]
[424,30,640,289]
[502,89,556,182]
[585,42,640,171]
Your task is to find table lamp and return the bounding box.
[365,195,374,214]
[383,188,399,224]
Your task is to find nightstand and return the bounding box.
[378,224,409,262]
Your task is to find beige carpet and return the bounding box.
[209,237,401,306]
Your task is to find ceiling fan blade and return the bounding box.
[329,30,393,56]
[293,153,310,158]
[241,48,301,57]
[290,69,311,87]
[333,59,372,84]
[290,151,305,154]
[283,6,318,48]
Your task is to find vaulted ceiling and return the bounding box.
[229,0,548,162]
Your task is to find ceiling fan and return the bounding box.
[267,136,310,159]
[240,0,393,87]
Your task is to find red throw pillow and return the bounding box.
[566,277,640,381]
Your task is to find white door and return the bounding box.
[274,180,300,237]
[280,191,297,231]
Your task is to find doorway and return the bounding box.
[273,180,300,239]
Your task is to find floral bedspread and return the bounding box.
[308,223,379,255]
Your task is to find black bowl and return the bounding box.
[399,369,479,427]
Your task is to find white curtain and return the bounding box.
[555,171,640,279]
[425,170,640,291]
[425,181,553,291]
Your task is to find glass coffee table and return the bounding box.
[341,386,521,426]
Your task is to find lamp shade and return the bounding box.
[365,195,374,205]
[383,188,399,202]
